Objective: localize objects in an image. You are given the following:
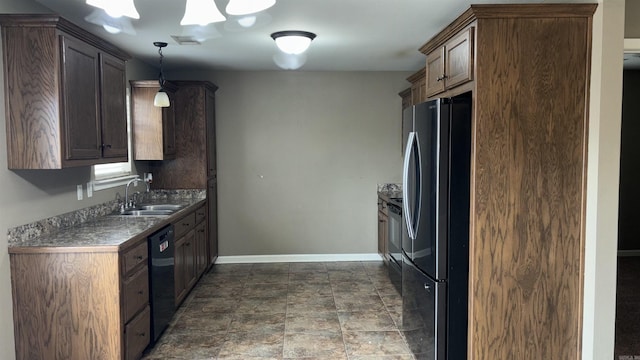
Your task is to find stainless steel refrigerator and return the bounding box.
[401,92,472,360]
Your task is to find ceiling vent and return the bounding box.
[171,35,201,45]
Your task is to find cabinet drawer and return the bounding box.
[125,305,151,360]
[123,265,149,324]
[174,212,196,239]
[195,205,206,225]
[123,241,148,275]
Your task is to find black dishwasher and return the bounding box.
[148,224,175,343]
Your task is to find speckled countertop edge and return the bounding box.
[377,183,402,201]
[7,189,206,249]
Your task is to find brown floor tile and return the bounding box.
[333,293,387,312]
[287,294,336,314]
[242,283,289,298]
[236,295,288,314]
[289,271,330,283]
[283,332,347,358]
[288,282,333,296]
[285,311,341,334]
[290,262,329,272]
[218,331,284,358]
[343,330,412,357]
[146,261,413,359]
[338,310,397,331]
[228,312,286,333]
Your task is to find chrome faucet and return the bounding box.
[124,177,151,210]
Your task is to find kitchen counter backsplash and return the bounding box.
[8,189,206,246]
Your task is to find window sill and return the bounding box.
[93,175,139,191]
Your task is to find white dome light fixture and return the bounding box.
[226,0,275,16]
[181,0,226,26]
[153,42,170,108]
[86,0,139,19]
[271,31,316,55]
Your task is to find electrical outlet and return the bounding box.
[87,182,93,198]
[77,184,83,201]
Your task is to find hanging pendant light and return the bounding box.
[153,42,170,108]
[271,31,316,55]
[86,0,140,19]
[226,0,276,16]
[181,0,226,26]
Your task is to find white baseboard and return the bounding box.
[618,250,640,257]
[216,253,383,264]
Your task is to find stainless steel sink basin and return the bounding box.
[137,204,185,211]
[119,209,176,216]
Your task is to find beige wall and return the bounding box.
[625,0,640,37]
[0,2,157,357]
[583,0,625,358]
[169,70,408,256]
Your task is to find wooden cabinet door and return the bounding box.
[195,222,207,276]
[425,47,445,98]
[208,179,218,265]
[174,236,186,305]
[61,35,101,161]
[100,52,128,159]
[162,100,176,158]
[184,230,197,291]
[206,88,217,179]
[444,27,473,89]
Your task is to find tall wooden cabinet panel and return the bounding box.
[130,80,178,160]
[0,15,130,169]
[407,68,427,105]
[417,4,596,359]
[150,81,219,267]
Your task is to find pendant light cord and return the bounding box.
[158,46,165,88]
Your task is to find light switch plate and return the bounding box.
[77,184,83,201]
[86,182,93,198]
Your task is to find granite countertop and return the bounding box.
[8,193,205,253]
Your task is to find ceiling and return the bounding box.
[34,0,560,72]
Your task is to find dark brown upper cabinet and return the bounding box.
[0,14,130,169]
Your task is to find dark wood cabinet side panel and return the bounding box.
[10,252,122,360]
[150,85,207,189]
[470,17,590,360]
[100,53,128,159]
[3,27,63,169]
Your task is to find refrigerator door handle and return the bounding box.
[414,131,422,239]
[403,131,416,240]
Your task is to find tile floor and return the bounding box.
[142,261,414,360]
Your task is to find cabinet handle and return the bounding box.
[101,144,112,149]
[135,255,143,260]
[137,332,146,337]
[138,290,144,295]
[183,223,190,227]
[436,74,448,82]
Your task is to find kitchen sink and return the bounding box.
[114,204,186,216]
[119,209,176,216]
[137,204,185,211]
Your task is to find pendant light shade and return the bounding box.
[271,31,316,55]
[181,0,226,26]
[226,0,276,16]
[86,0,139,19]
[153,90,170,107]
[153,42,170,108]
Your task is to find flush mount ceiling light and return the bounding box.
[270,31,316,55]
[86,0,139,19]
[153,42,170,108]
[181,0,226,26]
[226,0,276,16]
